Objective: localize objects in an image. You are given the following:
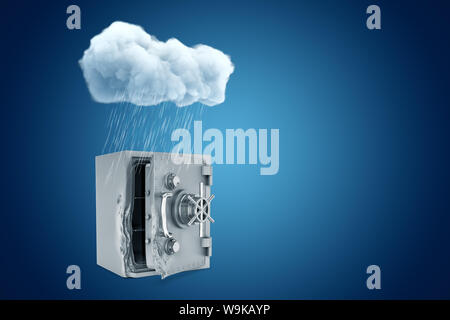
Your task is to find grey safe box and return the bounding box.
[95,151,214,278]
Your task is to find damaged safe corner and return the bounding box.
[95,151,214,278]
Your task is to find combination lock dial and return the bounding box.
[173,182,215,228]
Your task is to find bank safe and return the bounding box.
[95,151,214,278]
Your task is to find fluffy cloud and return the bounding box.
[79,21,234,107]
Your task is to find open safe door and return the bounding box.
[144,153,213,278]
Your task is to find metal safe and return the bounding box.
[95,151,214,278]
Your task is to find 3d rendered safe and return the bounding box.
[95,151,214,278]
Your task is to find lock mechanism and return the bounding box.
[161,181,214,256]
[173,182,215,230]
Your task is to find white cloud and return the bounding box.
[79,21,234,107]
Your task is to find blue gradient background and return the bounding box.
[1,0,450,299]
